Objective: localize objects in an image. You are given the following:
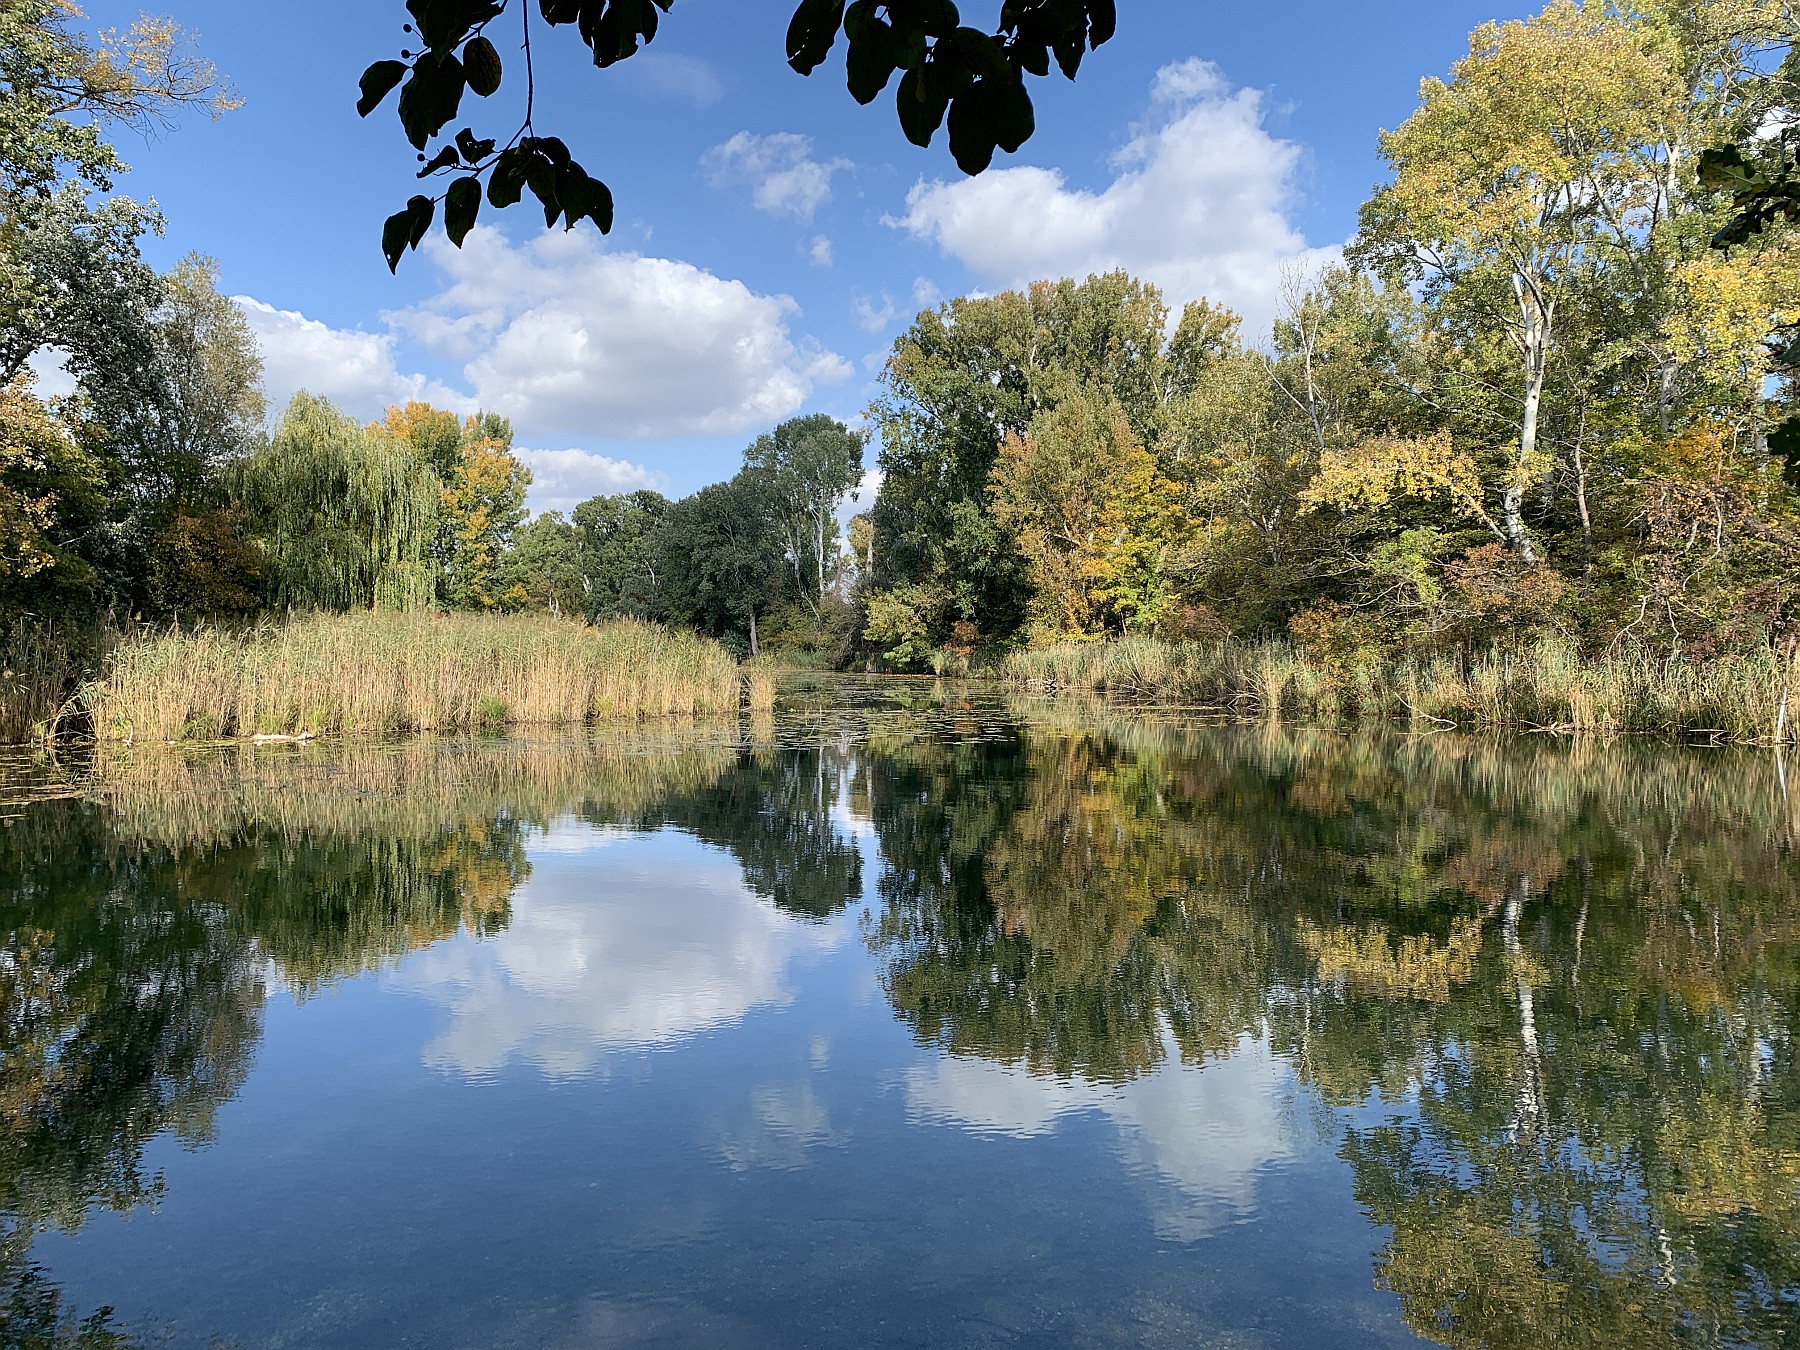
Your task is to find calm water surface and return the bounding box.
[2,680,1797,1347]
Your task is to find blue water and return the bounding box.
[3,690,1795,1347]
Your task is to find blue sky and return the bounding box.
[86,0,1531,512]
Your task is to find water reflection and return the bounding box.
[1,698,1796,1346]
[860,711,1800,1345]
[0,732,755,1345]
[905,1037,1293,1240]
[396,839,843,1076]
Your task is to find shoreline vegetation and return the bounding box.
[998,636,1800,746]
[3,612,761,745]
[6,616,1800,746]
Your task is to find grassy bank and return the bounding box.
[80,612,748,742]
[999,636,1800,745]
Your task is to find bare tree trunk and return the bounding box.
[747,607,759,658]
[1777,641,1797,748]
[1508,274,1550,566]
[1572,408,1594,575]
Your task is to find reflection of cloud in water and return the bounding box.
[905,1033,1291,1240]
[395,826,842,1077]
[524,823,633,854]
[713,1078,846,1171]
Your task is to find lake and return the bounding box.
[3,679,1796,1348]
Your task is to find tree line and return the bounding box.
[232,395,864,658]
[857,0,1800,669]
[0,0,872,657]
[8,0,1800,677]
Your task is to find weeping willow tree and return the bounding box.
[233,393,440,610]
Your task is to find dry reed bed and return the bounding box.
[70,732,740,852]
[1000,637,1800,745]
[86,612,746,742]
[0,620,106,744]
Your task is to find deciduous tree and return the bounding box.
[235,393,441,612]
[743,413,865,612]
[1353,1,1684,562]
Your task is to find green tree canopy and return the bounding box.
[234,393,441,612]
[660,471,784,655]
[571,487,672,621]
[743,412,866,612]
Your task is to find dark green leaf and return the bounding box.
[842,0,881,43]
[488,146,529,208]
[556,164,615,232]
[1697,146,1756,195]
[946,86,997,174]
[1770,413,1800,484]
[528,136,573,167]
[949,27,1009,80]
[787,0,846,74]
[444,176,482,245]
[1014,42,1050,78]
[846,18,897,104]
[991,74,1034,154]
[382,209,412,273]
[397,51,466,151]
[464,35,503,96]
[584,0,665,68]
[406,0,504,55]
[455,127,497,163]
[891,18,928,70]
[526,155,561,226]
[381,194,435,272]
[1087,0,1116,47]
[357,60,409,118]
[405,193,435,246]
[418,146,460,177]
[920,0,961,36]
[1051,38,1083,80]
[896,66,949,148]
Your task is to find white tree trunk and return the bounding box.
[1503,879,1543,1135]
[1508,272,1551,565]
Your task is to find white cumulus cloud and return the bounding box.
[235,297,466,423]
[704,132,853,221]
[391,227,853,441]
[516,447,667,516]
[890,58,1341,339]
[852,292,898,334]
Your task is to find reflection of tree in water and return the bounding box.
[0,734,743,1346]
[5,719,1797,1345]
[1339,890,1800,1348]
[0,801,533,1345]
[864,714,1800,1345]
[588,744,863,921]
[2,815,267,1349]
